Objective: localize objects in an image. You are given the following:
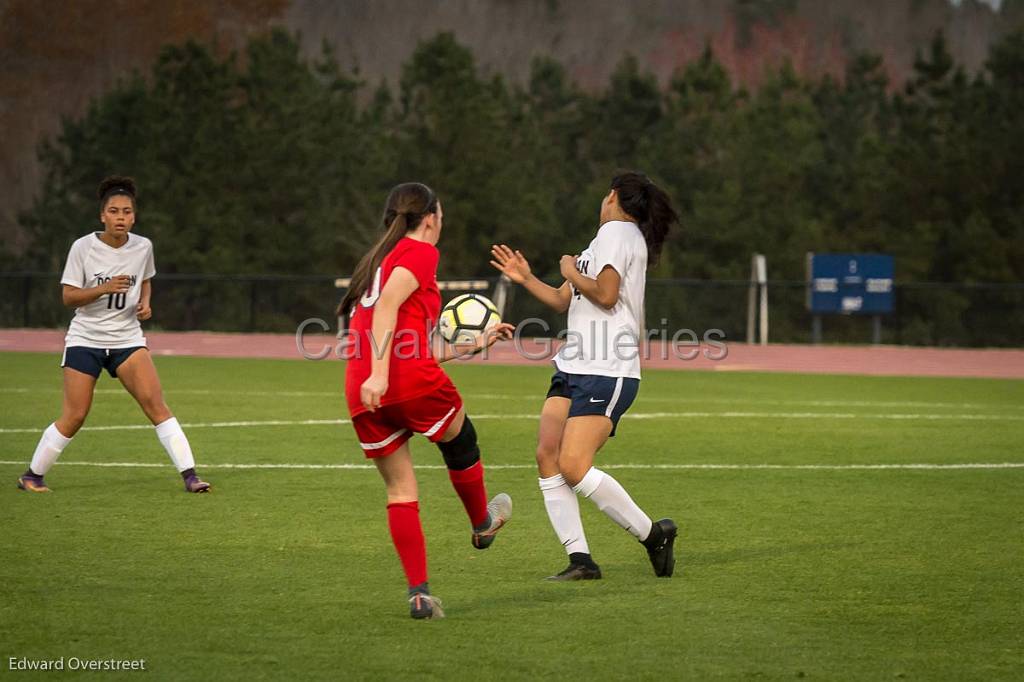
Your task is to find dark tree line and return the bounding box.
[5,28,1024,344]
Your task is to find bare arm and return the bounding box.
[136,279,152,320]
[561,257,621,310]
[490,245,571,313]
[431,322,516,363]
[524,277,572,314]
[62,276,130,308]
[360,267,419,411]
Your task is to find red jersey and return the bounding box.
[344,237,447,417]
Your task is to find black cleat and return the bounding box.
[182,468,211,493]
[17,474,50,493]
[644,518,678,577]
[184,474,211,493]
[545,563,603,581]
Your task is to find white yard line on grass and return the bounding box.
[2,387,1022,412]
[0,460,1021,471]
[0,387,345,398]
[636,396,1024,410]
[613,411,1024,421]
[2,411,1022,435]
[0,419,348,434]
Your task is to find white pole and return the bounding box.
[756,254,768,346]
[748,254,768,345]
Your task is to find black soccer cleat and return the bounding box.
[545,563,603,581]
[182,470,211,493]
[17,473,50,493]
[643,518,678,577]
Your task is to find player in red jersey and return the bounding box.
[338,182,514,620]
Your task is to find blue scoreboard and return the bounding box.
[807,253,894,315]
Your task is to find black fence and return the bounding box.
[2,272,1022,347]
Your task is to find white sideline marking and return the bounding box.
[2,387,502,399]
[635,396,1024,411]
[0,387,344,398]
[2,411,1022,435]
[618,411,1024,421]
[467,411,1024,422]
[0,460,1022,471]
[0,419,348,434]
[2,387,1022,412]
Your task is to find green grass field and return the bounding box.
[1,351,1022,680]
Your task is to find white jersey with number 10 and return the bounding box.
[61,232,156,349]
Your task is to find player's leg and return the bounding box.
[438,409,484,526]
[422,383,511,550]
[355,411,440,618]
[55,366,98,438]
[113,348,172,424]
[373,443,442,619]
[19,361,97,492]
[559,376,676,577]
[535,397,568,478]
[537,395,600,580]
[437,408,513,549]
[114,348,209,492]
[559,417,655,545]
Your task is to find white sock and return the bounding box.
[29,423,72,476]
[539,474,590,555]
[155,417,195,472]
[573,467,653,542]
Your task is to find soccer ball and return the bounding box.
[438,293,500,345]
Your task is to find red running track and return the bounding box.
[3,328,1023,379]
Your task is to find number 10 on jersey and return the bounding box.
[107,292,127,310]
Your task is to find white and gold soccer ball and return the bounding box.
[438,293,500,345]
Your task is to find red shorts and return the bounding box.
[351,378,464,458]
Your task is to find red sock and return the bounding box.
[448,461,489,528]
[386,501,428,588]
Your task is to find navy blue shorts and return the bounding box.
[61,346,145,379]
[546,370,639,437]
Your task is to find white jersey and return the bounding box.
[555,220,647,379]
[61,232,156,349]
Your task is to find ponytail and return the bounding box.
[639,182,677,266]
[337,213,409,318]
[610,171,678,267]
[337,183,437,318]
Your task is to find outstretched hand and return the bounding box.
[490,245,531,284]
[450,322,516,358]
[482,322,515,349]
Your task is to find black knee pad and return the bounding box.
[437,415,480,470]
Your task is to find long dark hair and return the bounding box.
[337,182,438,317]
[610,171,678,266]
